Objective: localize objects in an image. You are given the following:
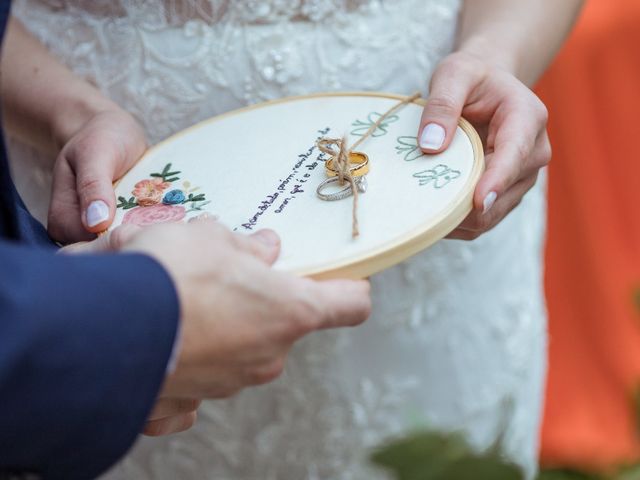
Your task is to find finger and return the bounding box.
[70,141,121,234]
[147,398,201,421]
[48,156,93,243]
[303,279,372,330]
[188,220,281,265]
[234,229,281,266]
[246,357,286,386]
[59,224,141,254]
[473,98,549,214]
[447,173,538,240]
[142,411,198,437]
[418,57,483,153]
[188,212,219,223]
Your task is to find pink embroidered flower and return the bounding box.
[132,178,172,206]
[122,204,186,227]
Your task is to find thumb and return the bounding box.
[244,229,282,266]
[418,59,477,154]
[73,149,119,234]
[308,279,372,329]
[190,219,282,266]
[59,224,142,255]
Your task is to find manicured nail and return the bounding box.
[188,212,218,223]
[253,230,280,247]
[86,200,110,227]
[419,123,446,150]
[483,192,498,214]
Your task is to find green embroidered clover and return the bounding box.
[395,136,426,162]
[351,112,399,137]
[413,165,462,189]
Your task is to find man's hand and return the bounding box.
[142,398,202,437]
[120,219,371,399]
[64,220,372,432]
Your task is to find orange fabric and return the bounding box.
[538,0,640,471]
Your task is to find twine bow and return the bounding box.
[316,92,422,238]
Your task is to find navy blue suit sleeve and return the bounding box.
[0,242,180,480]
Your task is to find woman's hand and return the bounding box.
[0,19,147,243]
[418,52,552,240]
[48,108,147,244]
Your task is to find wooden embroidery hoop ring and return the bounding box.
[113,92,485,280]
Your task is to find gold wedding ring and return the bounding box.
[325,152,370,178]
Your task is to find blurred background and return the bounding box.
[536,0,640,476]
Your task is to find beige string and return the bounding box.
[316,92,422,238]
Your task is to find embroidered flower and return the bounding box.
[413,164,462,189]
[163,189,186,205]
[122,204,186,226]
[132,178,172,206]
[118,163,211,222]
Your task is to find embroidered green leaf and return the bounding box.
[116,196,138,210]
[186,200,211,213]
[150,163,182,182]
[185,193,206,203]
[351,112,399,137]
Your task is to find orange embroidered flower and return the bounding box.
[132,178,172,207]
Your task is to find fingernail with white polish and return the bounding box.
[253,230,280,247]
[483,192,498,214]
[419,123,446,150]
[86,200,110,227]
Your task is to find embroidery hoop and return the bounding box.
[111,92,484,280]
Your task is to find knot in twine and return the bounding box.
[316,92,422,238]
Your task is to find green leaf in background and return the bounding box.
[443,456,523,480]
[616,463,640,480]
[537,468,603,480]
[371,430,524,480]
[368,288,640,480]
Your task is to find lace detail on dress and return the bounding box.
[9,1,547,479]
[14,0,461,143]
[30,0,394,25]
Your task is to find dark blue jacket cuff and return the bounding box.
[0,244,180,480]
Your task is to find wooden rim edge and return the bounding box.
[113,92,485,280]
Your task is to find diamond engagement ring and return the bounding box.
[316,176,368,201]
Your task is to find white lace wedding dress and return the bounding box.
[10,1,547,478]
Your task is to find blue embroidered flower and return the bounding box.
[162,189,186,205]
